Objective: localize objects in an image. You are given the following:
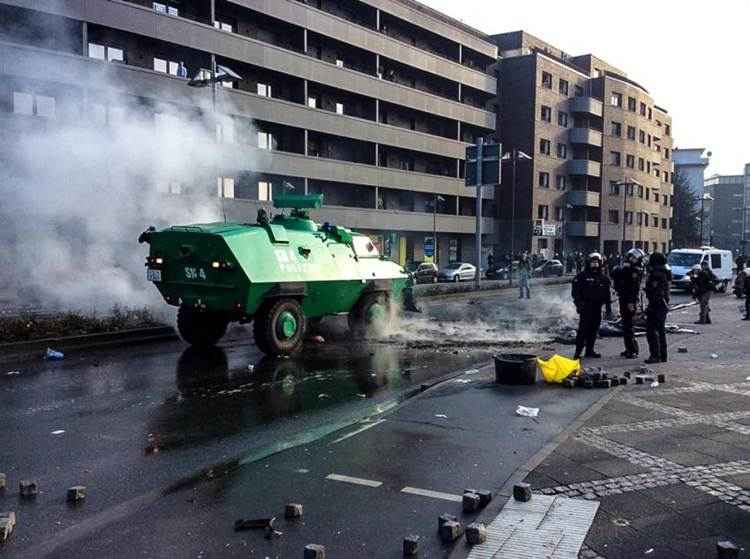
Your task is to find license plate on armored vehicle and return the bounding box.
[146,269,162,282]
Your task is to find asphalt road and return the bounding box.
[0,284,695,557]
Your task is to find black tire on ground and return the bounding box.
[253,298,306,357]
[177,306,228,348]
[348,292,390,338]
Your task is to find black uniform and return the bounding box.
[572,268,611,357]
[691,267,717,324]
[612,263,643,356]
[744,271,750,320]
[644,264,671,362]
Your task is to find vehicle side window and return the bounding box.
[711,254,721,269]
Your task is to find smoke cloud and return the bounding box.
[0,61,248,312]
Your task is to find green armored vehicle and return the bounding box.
[139,194,409,356]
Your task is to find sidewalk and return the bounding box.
[516,294,750,558]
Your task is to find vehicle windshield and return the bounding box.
[446,263,462,269]
[668,253,703,267]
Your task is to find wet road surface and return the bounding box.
[0,284,586,557]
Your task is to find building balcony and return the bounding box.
[569,96,604,117]
[567,160,602,177]
[567,221,599,237]
[567,190,601,207]
[569,128,603,147]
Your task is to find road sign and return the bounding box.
[424,236,434,257]
[465,143,501,187]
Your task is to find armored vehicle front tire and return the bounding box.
[348,292,391,338]
[253,298,306,356]
[177,306,229,348]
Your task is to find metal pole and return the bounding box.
[474,138,483,289]
[700,197,705,246]
[622,182,627,253]
[433,193,438,266]
[509,149,516,287]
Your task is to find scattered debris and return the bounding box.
[247,364,254,372]
[513,483,532,502]
[464,369,480,375]
[678,347,688,354]
[462,492,481,512]
[437,513,457,531]
[657,374,666,384]
[317,394,331,400]
[434,414,448,419]
[303,544,326,559]
[19,480,38,498]
[67,486,86,503]
[5,371,20,376]
[644,548,654,554]
[310,335,325,344]
[264,526,283,540]
[717,540,740,558]
[515,406,539,418]
[284,503,303,519]
[45,348,64,360]
[711,354,719,359]
[234,517,275,532]
[439,520,463,542]
[453,378,472,384]
[403,534,420,557]
[0,473,5,491]
[0,512,16,543]
[477,490,493,507]
[650,381,659,388]
[466,522,488,545]
[612,518,630,527]
[51,430,66,436]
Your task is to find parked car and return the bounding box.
[532,259,564,278]
[438,262,476,282]
[412,262,438,284]
[668,248,734,292]
[486,262,517,280]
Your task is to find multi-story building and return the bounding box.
[492,31,674,258]
[704,164,750,255]
[0,0,498,269]
[674,148,711,198]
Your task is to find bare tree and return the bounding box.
[671,170,701,248]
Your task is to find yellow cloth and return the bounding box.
[537,354,581,383]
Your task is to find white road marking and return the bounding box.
[330,419,386,445]
[326,474,383,488]
[401,486,463,502]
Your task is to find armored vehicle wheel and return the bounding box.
[177,306,228,348]
[253,298,306,356]
[348,292,390,338]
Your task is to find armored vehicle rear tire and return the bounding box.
[253,298,306,356]
[348,292,391,338]
[177,306,228,348]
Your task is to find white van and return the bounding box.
[667,247,734,292]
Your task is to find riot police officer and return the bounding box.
[690,261,718,324]
[644,252,671,363]
[612,248,645,359]
[572,252,611,359]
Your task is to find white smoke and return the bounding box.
[0,62,252,312]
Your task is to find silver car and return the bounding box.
[438,262,477,282]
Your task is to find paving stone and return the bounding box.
[303,544,326,558]
[285,503,303,519]
[0,512,15,543]
[67,486,86,503]
[437,513,457,531]
[465,523,487,545]
[513,483,532,502]
[19,480,38,498]
[477,490,493,507]
[402,534,420,556]
[717,540,740,559]
[462,492,481,512]
[439,520,463,543]
[0,473,5,491]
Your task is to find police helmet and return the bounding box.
[586,252,602,268]
[626,248,645,264]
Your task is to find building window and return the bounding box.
[639,129,646,144]
[665,124,671,136]
[654,168,660,179]
[646,187,650,200]
[662,194,669,206]
[257,131,274,150]
[257,83,272,97]
[610,92,622,107]
[611,121,622,137]
[541,71,553,89]
[538,205,549,220]
[559,79,569,96]
[88,42,124,63]
[627,96,637,111]
[626,154,635,168]
[538,172,550,188]
[153,2,179,16]
[12,91,33,116]
[648,107,653,120]
[153,57,179,75]
[661,218,668,229]
[13,91,55,118]
[627,125,636,141]
[556,143,567,159]
[259,180,273,201]
[638,157,645,171]
[639,102,647,116]
[335,102,344,115]
[663,171,669,183]
[608,210,619,224]
[307,96,317,108]
[213,20,233,32]
[652,215,659,227]
[638,185,644,198]
[637,212,643,226]
[647,134,652,147]
[609,181,621,196]
[647,161,651,173]
[555,175,567,190]
[555,206,564,221]
[574,85,584,97]
[625,211,633,225]
[664,148,670,159]
[217,176,235,199]
[610,151,621,166]
[558,111,568,127]
[540,105,552,122]
[539,138,551,156]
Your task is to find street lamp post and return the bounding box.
[501,149,532,286]
[700,193,714,247]
[432,193,445,266]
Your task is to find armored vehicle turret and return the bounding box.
[139,194,408,356]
